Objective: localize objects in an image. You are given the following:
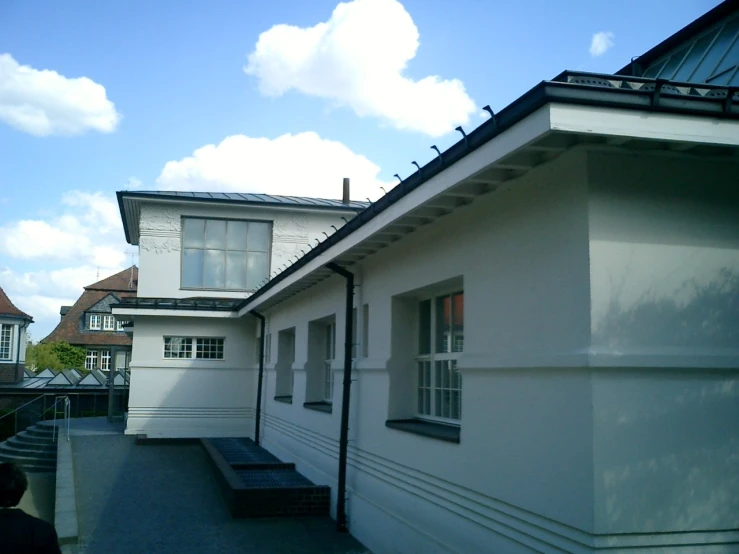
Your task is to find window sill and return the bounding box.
[303,401,332,414]
[274,395,293,404]
[385,419,460,443]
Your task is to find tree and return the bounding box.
[26,341,87,373]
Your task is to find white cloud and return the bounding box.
[0,265,127,341]
[157,131,392,200]
[0,53,121,136]
[590,31,615,57]
[125,177,143,190]
[244,0,476,137]
[0,191,128,268]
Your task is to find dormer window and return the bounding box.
[103,315,115,331]
[181,217,271,291]
[89,314,101,330]
[116,320,125,331]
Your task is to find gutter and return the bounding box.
[237,74,739,316]
[250,311,266,446]
[326,262,354,533]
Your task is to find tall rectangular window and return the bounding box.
[89,314,101,330]
[116,319,125,331]
[0,324,12,360]
[416,291,463,422]
[100,350,111,371]
[103,315,115,331]
[181,218,271,291]
[85,350,98,370]
[324,322,335,401]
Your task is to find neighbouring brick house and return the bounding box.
[43,267,138,372]
[0,287,33,384]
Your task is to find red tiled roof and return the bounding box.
[41,267,137,347]
[0,286,33,321]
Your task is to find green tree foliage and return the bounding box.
[26,341,87,373]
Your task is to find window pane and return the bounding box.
[246,251,269,289]
[452,292,464,353]
[204,250,226,288]
[435,295,451,353]
[693,19,739,82]
[418,299,431,355]
[182,249,204,287]
[205,220,227,249]
[248,222,271,252]
[226,220,248,251]
[226,251,247,289]
[182,219,205,248]
[673,34,715,81]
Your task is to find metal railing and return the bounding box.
[0,393,71,441]
[52,396,71,442]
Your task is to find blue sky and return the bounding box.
[0,0,721,339]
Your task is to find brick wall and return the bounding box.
[0,364,23,384]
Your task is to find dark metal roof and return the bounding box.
[237,71,739,313]
[112,297,244,312]
[117,191,369,244]
[617,0,738,77]
[124,191,369,210]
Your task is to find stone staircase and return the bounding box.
[0,421,58,473]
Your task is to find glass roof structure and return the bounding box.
[113,297,243,312]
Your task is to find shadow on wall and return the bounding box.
[593,267,739,350]
[592,269,739,534]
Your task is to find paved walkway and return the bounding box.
[70,432,368,554]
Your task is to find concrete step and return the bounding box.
[6,436,56,452]
[0,453,56,471]
[25,426,57,439]
[12,431,55,446]
[0,442,56,459]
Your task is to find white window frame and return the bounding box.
[0,324,13,360]
[116,319,125,331]
[85,350,98,370]
[89,314,101,330]
[100,350,111,371]
[103,315,115,331]
[324,321,335,402]
[416,291,463,424]
[180,217,272,292]
[163,336,225,360]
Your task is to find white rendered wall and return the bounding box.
[136,202,355,299]
[588,151,739,540]
[126,315,258,438]
[259,150,596,553]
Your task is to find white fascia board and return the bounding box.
[549,103,739,146]
[111,307,237,319]
[237,104,555,316]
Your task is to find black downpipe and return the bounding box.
[251,310,266,446]
[15,320,28,378]
[326,262,354,533]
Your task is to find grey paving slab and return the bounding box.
[71,434,369,554]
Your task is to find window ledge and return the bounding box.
[303,401,332,414]
[385,419,460,443]
[274,395,293,404]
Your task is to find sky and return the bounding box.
[0,0,722,340]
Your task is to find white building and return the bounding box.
[0,286,33,384]
[115,5,739,553]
